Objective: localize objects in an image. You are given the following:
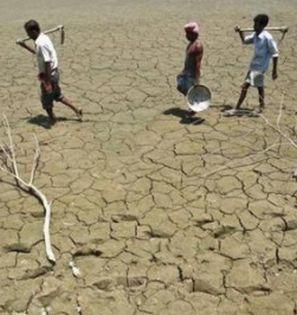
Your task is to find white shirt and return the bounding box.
[35,33,58,74]
[244,30,279,73]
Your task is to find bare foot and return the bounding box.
[76,108,83,121]
[46,108,57,125]
[254,107,263,114]
[49,117,57,125]
[223,108,237,116]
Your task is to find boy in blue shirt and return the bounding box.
[234,14,279,113]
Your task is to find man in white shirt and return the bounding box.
[234,14,279,113]
[17,20,82,124]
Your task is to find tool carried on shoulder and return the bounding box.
[16,24,65,45]
[235,26,289,41]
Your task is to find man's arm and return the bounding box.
[234,26,254,44]
[38,43,53,93]
[235,26,245,43]
[272,56,278,80]
[41,62,53,93]
[195,43,203,81]
[16,40,36,54]
[268,36,279,80]
[44,62,52,82]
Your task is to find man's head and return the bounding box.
[253,14,269,35]
[184,22,199,42]
[24,20,40,40]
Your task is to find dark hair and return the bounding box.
[24,20,40,32]
[254,14,269,27]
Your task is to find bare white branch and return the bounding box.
[202,140,280,178]
[3,115,20,179]
[260,114,297,150]
[29,134,41,185]
[203,96,296,179]
[276,94,285,130]
[0,115,56,264]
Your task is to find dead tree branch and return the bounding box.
[0,115,56,264]
[203,96,296,178]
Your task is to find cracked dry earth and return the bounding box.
[1,0,297,314]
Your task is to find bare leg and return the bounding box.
[258,87,265,111]
[60,96,83,120]
[236,83,250,109]
[45,106,57,124]
[41,85,57,124]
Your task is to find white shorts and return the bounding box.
[245,70,264,87]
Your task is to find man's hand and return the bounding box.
[234,25,246,44]
[38,73,53,93]
[272,69,278,80]
[43,81,53,94]
[16,39,27,48]
[16,39,36,54]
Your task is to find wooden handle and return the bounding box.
[61,26,65,45]
[238,26,288,33]
[16,25,64,44]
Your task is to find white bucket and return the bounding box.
[187,85,211,112]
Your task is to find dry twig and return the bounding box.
[260,99,297,150]
[0,115,56,263]
[203,95,296,178]
[260,96,297,178]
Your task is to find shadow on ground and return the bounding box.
[27,115,82,129]
[27,115,53,129]
[163,107,205,125]
[217,104,233,111]
[220,106,260,118]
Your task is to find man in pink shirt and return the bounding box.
[177,22,203,115]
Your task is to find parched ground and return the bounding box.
[1,0,297,314]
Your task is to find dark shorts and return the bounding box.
[40,70,64,110]
[245,70,264,87]
[176,74,196,96]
